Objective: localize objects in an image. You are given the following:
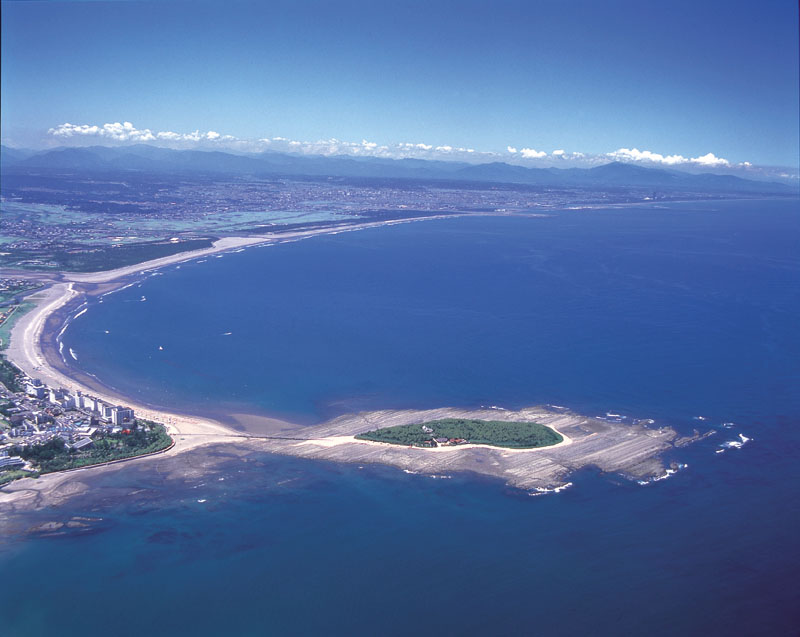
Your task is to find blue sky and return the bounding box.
[2,0,798,172]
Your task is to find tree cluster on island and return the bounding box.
[355,418,562,449]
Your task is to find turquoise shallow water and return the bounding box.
[2,198,798,635]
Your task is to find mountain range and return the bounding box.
[1,144,795,194]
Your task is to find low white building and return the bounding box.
[0,451,25,470]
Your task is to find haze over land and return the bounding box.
[2,1,798,181]
[1,1,799,635]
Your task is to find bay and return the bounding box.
[3,198,798,635]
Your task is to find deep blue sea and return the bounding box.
[2,199,799,635]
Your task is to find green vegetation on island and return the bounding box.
[1,420,172,484]
[355,418,563,449]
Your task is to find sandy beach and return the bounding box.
[63,215,459,284]
[0,211,686,504]
[4,281,235,440]
[1,215,461,451]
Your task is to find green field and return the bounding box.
[0,282,42,305]
[355,418,563,449]
[0,354,24,392]
[0,301,34,350]
[0,238,215,272]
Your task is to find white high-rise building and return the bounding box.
[110,406,135,426]
[26,379,45,399]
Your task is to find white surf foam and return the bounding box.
[717,433,751,453]
[530,482,574,496]
[637,463,688,485]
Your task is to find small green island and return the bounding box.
[355,418,563,449]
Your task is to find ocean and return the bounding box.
[2,198,798,635]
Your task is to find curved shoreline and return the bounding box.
[4,281,240,445]
[0,212,685,500]
[1,215,466,455]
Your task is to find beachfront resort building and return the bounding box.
[26,379,45,399]
[0,451,26,470]
[110,406,135,426]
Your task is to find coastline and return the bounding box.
[1,214,466,460]
[0,210,690,502]
[4,281,239,444]
[244,405,681,492]
[61,214,461,285]
[3,214,462,412]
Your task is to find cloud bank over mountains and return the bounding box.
[45,121,794,181]
[49,122,234,144]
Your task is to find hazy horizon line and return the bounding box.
[2,121,798,182]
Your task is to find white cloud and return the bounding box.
[690,152,730,167]
[607,147,688,165]
[45,120,765,177]
[520,148,546,159]
[49,121,235,144]
[49,121,156,142]
[607,147,731,167]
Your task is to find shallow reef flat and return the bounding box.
[0,405,691,521]
[254,405,685,491]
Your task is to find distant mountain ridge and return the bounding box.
[1,143,795,194]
